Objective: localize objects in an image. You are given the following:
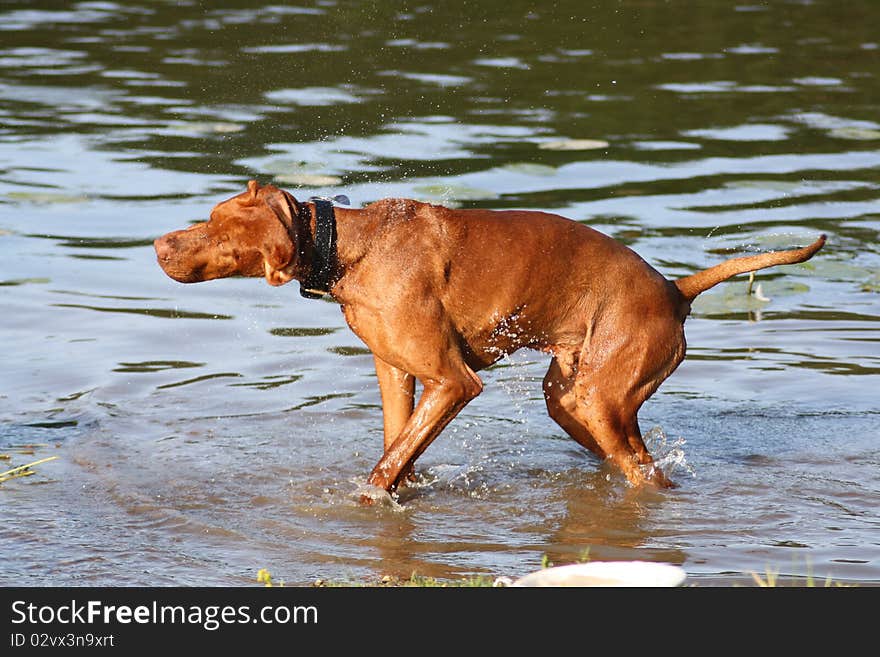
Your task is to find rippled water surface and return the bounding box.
[1,1,878,586]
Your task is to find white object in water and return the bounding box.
[753,283,771,302]
[513,561,687,587]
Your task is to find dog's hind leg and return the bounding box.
[543,355,605,459]
[572,381,671,487]
[566,324,684,487]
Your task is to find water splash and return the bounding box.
[493,357,534,423]
[351,480,406,511]
[410,463,493,499]
[484,310,540,425]
[641,425,695,480]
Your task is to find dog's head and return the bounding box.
[154,180,304,286]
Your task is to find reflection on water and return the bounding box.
[0,0,878,586]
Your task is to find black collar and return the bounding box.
[299,198,337,299]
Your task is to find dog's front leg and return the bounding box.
[373,355,416,481]
[365,370,482,497]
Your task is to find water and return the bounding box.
[1,0,878,586]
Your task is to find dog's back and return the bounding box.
[334,200,681,370]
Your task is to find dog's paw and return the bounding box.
[356,482,403,509]
[644,465,677,489]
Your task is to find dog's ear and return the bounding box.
[259,186,299,286]
[247,179,260,201]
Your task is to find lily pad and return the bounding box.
[805,259,877,283]
[274,173,343,187]
[6,191,89,204]
[750,232,825,250]
[0,277,50,287]
[861,274,880,293]
[691,279,810,315]
[539,138,609,151]
[827,127,880,140]
[711,231,824,253]
[412,184,498,201]
[172,121,245,135]
[261,158,327,174]
[263,159,343,187]
[500,162,557,176]
[723,180,804,193]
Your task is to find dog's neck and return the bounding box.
[288,199,372,298]
[297,200,336,299]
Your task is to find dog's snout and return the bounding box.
[154,228,215,283]
[154,233,183,263]
[154,236,170,260]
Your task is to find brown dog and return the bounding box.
[155,181,825,494]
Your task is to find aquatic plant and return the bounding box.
[0,456,58,483]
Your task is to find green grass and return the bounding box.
[749,567,852,588]
[257,568,498,587]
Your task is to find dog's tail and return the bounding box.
[674,234,826,302]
